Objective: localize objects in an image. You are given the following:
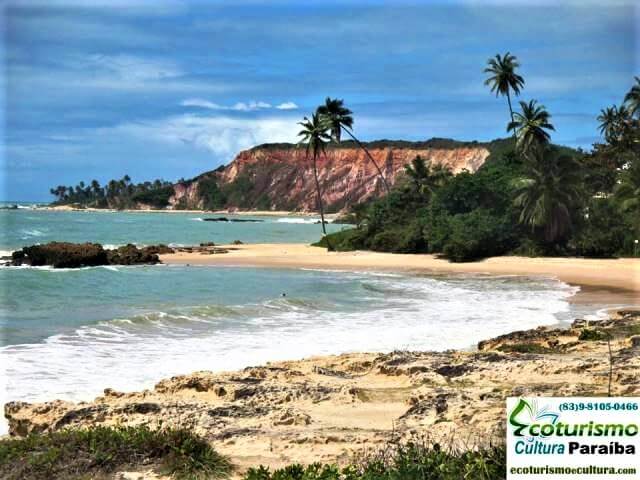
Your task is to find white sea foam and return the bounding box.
[0,272,584,435]
[190,217,204,222]
[276,217,330,224]
[20,228,46,239]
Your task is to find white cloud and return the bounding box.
[109,114,298,159]
[181,99,300,112]
[276,101,299,110]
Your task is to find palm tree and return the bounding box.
[298,113,332,240]
[484,52,525,124]
[514,149,582,244]
[624,76,640,117]
[597,105,632,143]
[507,100,555,158]
[316,97,391,193]
[404,155,451,197]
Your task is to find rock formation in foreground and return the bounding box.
[5,309,639,472]
[169,138,498,212]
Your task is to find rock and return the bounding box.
[630,336,640,348]
[106,244,160,265]
[8,242,166,268]
[11,242,108,268]
[232,240,244,245]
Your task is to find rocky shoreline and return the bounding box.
[1,242,236,268]
[5,309,639,473]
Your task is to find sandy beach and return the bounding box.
[7,309,640,477]
[161,243,640,293]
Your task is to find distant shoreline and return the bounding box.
[14,205,337,218]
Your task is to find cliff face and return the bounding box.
[169,140,492,212]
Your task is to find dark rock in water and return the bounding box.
[11,242,108,268]
[106,244,160,265]
[232,240,244,245]
[141,244,174,255]
[8,242,170,268]
[202,217,263,223]
[200,242,216,247]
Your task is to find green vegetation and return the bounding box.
[578,328,610,342]
[317,56,640,261]
[0,425,231,480]
[50,176,175,209]
[244,441,505,480]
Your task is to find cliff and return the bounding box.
[169,138,498,212]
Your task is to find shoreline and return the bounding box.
[6,309,640,475]
[161,243,640,293]
[22,205,337,218]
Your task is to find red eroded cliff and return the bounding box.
[169,140,492,212]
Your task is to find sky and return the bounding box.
[1,0,638,201]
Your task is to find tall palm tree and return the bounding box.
[507,100,555,158]
[316,97,391,193]
[484,52,525,124]
[624,76,640,117]
[514,149,582,244]
[298,113,332,240]
[597,105,631,143]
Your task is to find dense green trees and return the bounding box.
[320,58,639,261]
[50,176,174,209]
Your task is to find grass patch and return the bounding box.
[496,343,554,354]
[0,425,232,480]
[244,439,505,480]
[578,328,610,342]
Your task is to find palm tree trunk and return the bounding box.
[311,152,332,250]
[506,90,518,143]
[342,128,391,194]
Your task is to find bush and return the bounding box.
[578,328,610,341]
[0,425,232,480]
[244,440,505,480]
[441,210,515,262]
[314,228,366,251]
[572,198,628,258]
[131,185,175,208]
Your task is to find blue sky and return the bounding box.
[1,0,638,201]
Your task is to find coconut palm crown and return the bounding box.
[624,76,640,117]
[484,52,525,123]
[316,97,353,142]
[507,100,555,157]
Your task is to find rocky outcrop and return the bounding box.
[6,309,639,471]
[169,139,494,212]
[7,242,174,268]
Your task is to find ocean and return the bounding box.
[0,207,615,435]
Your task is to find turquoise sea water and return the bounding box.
[0,208,344,252]
[0,208,619,435]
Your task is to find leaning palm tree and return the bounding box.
[484,52,525,124]
[298,113,332,240]
[624,76,640,117]
[507,100,555,158]
[514,149,582,244]
[316,97,391,193]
